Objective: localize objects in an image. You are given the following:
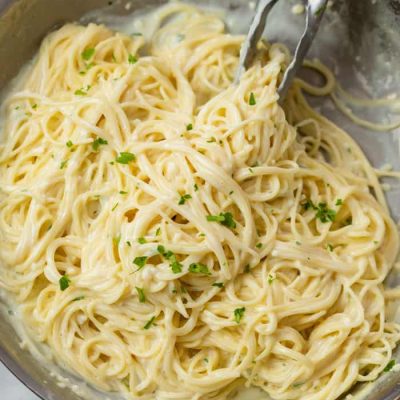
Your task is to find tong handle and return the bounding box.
[234,0,279,84]
[235,0,329,103]
[278,0,329,101]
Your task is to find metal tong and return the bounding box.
[235,0,328,103]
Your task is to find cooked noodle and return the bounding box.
[0,4,399,400]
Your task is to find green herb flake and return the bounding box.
[156,227,161,236]
[135,287,146,303]
[60,160,68,169]
[335,199,343,206]
[256,243,262,249]
[81,47,95,61]
[126,240,131,247]
[138,237,147,244]
[212,282,224,288]
[132,32,143,36]
[128,54,138,64]
[143,316,156,329]
[171,261,183,274]
[295,241,301,246]
[112,202,119,211]
[189,263,211,275]
[92,136,108,151]
[186,123,193,131]
[59,275,71,291]
[178,193,192,205]
[133,256,148,269]
[234,307,245,324]
[32,104,37,109]
[207,137,216,143]
[327,243,334,252]
[116,152,136,164]
[74,85,91,96]
[292,382,304,388]
[194,183,199,192]
[119,190,128,195]
[206,212,236,229]
[249,92,256,106]
[66,140,73,148]
[304,200,336,223]
[384,360,396,372]
[268,274,276,284]
[72,295,85,302]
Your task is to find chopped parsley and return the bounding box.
[384,360,396,372]
[234,307,245,324]
[135,287,146,303]
[132,32,143,36]
[59,275,70,291]
[194,183,199,192]
[92,136,108,151]
[32,103,37,109]
[156,227,161,236]
[303,200,336,223]
[212,282,224,288]
[119,190,127,195]
[133,256,147,269]
[157,245,183,273]
[128,54,138,64]
[189,263,211,275]
[116,152,136,164]
[206,212,236,229]
[170,261,182,273]
[249,92,256,106]
[186,123,193,131]
[74,85,91,96]
[315,203,336,222]
[81,47,95,61]
[207,137,216,143]
[126,240,132,247]
[256,243,262,249]
[327,243,334,252]
[60,160,68,169]
[72,295,85,302]
[111,202,118,211]
[335,198,343,206]
[66,140,73,148]
[178,193,192,205]
[138,237,147,244]
[268,274,276,284]
[143,316,156,329]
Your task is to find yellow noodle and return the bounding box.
[0,4,399,400]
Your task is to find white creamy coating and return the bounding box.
[0,4,399,400]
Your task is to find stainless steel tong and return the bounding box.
[235,0,328,102]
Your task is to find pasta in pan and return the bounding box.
[0,4,399,400]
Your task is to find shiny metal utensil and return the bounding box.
[235,0,328,102]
